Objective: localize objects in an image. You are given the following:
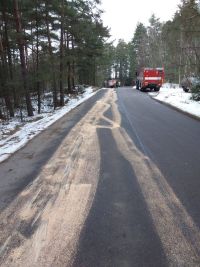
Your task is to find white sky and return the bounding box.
[101,0,181,43]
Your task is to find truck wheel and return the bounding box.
[136,80,140,90]
[154,87,160,92]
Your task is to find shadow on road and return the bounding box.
[0,91,106,212]
[73,128,168,267]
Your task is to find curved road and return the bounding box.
[0,87,200,266]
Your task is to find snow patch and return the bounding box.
[0,88,95,163]
[149,83,200,118]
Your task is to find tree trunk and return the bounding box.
[36,4,41,114]
[72,36,75,88]
[2,1,15,117]
[67,62,72,93]
[0,33,14,118]
[67,32,72,93]
[59,0,65,106]
[13,0,33,116]
[45,3,58,109]
[11,49,19,107]
[93,57,96,86]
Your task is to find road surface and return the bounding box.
[0,87,200,266]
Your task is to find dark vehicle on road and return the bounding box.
[181,77,200,92]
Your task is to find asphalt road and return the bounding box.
[0,87,200,266]
[0,90,106,212]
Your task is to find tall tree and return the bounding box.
[44,0,59,109]
[115,39,129,84]
[147,14,163,67]
[13,0,33,116]
[131,23,149,70]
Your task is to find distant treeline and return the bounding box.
[107,0,200,86]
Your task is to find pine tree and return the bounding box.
[13,0,33,116]
[147,14,163,67]
[131,23,149,70]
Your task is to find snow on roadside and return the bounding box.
[149,83,200,118]
[0,87,95,163]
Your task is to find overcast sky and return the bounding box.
[101,0,181,43]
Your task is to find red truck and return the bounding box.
[136,67,164,91]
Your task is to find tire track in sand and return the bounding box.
[0,90,114,267]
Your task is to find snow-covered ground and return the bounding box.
[0,88,95,163]
[149,83,200,118]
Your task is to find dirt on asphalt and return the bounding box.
[1,89,200,266]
